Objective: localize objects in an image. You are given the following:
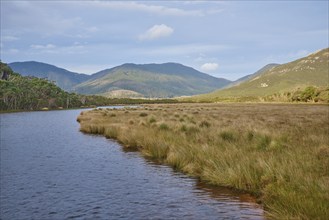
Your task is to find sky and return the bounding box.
[1,1,328,80]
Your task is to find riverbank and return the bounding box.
[77,103,329,219]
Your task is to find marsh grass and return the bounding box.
[78,103,329,219]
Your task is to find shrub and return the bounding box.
[183,126,200,135]
[149,117,156,123]
[139,112,148,117]
[247,131,254,141]
[180,125,188,132]
[257,135,272,150]
[220,131,236,142]
[159,123,170,130]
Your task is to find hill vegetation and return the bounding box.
[9,61,231,98]
[74,63,231,98]
[225,63,279,88]
[0,62,178,111]
[0,62,109,111]
[189,48,329,102]
[9,61,90,91]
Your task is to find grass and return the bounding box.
[77,103,329,219]
[183,48,329,103]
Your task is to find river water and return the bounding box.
[0,109,264,219]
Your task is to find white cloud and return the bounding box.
[200,63,219,72]
[30,44,56,50]
[139,24,174,41]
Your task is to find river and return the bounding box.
[0,108,265,219]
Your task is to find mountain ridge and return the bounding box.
[74,62,231,98]
[9,61,90,91]
[9,61,231,98]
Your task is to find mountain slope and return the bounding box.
[74,63,231,98]
[9,61,90,91]
[226,63,279,88]
[193,48,329,101]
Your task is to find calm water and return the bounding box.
[0,109,264,220]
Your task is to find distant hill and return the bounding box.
[226,63,279,88]
[9,61,90,91]
[191,48,329,101]
[74,63,231,98]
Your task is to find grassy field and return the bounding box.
[77,103,329,219]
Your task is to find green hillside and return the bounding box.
[0,62,110,111]
[192,48,329,102]
[226,63,279,88]
[74,63,231,98]
[9,61,90,91]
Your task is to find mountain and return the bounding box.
[191,48,329,101]
[9,61,90,91]
[226,63,279,88]
[74,63,231,98]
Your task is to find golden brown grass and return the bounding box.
[77,103,329,219]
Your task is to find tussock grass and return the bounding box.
[149,117,156,123]
[139,112,148,117]
[77,103,329,219]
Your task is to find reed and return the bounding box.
[77,103,329,219]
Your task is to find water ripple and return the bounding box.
[0,109,265,219]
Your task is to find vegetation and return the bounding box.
[73,63,231,98]
[78,103,329,219]
[188,48,329,102]
[9,61,90,91]
[0,62,112,111]
[184,86,329,103]
[0,62,178,111]
[263,86,329,103]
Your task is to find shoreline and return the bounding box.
[77,103,329,219]
[1,100,327,114]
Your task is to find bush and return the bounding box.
[149,117,156,123]
[159,123,169,130]
[139,112,148,117]
[257,135,272,150]
[181,125,199,135]
[220,131,236,142]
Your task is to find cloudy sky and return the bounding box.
[1,1,328,80]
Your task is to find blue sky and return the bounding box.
[1,1,328,80]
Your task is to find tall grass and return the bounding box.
[78,103,329,219]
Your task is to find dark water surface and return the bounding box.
[0,109,264,219]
